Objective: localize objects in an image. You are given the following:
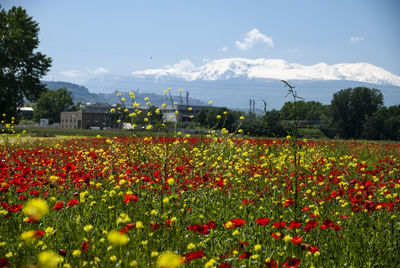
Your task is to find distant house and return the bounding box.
[60,111,109,129]
[18,107,34,119]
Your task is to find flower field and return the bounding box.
[1,136,399,267]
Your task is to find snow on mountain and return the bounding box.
[132,58,400,87]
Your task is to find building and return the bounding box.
[60,111,109,129]
[18,107,34,119]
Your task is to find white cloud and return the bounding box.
[220,46,229,52]
[235,29,274,50]
[60,70,82,78]
[93,67,109,75]
[349,36,365,44]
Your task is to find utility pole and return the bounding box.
[252,99,256,114]
[186,91,189,108]
[249,99,253,114]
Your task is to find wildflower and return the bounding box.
[83,225,93,232]
[66,199,79,207]
[208,101,213,105]
[216,115,221,119]
[187,243,196,250]
[38,251,62,268]
[53,202,64,211]
[157,251,183,268]
[255,217,270,226]
[254,244,262,251]
[167,178,174,185]
[282,257,301,267]
[110,255,117,262]
[240,116,245,120]
[204,258,217,268]
[136,221,144,229]
[21,230,36,242]
[110,108,116,113]
[151,251,159,257]
[72,250,81,257]
[107,231,129,246]
[121,98,126,102]
[291,236,303,245]
[23,199,48,220]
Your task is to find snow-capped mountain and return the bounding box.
[132,58,400,87]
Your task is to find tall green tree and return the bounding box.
[34,88,76,123]
[0,6,52,122]
[331,87,383,139]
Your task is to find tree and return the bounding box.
[34,88,76,123]
[0,6,52,122]
[330,87,383,139]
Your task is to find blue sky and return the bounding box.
[2,0,400,85]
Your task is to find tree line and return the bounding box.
[192,87,400,141]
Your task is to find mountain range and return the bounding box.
[47,58,400,110]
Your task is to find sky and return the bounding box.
[2,0,400,89]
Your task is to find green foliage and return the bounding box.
[0,6,52,122]
[331,87,383,139]
[280,101,330,121]
[363,105,400,140]
[34,88,76,123]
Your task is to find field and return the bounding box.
[0,135,399,267]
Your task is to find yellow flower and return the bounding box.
[110,255,117,262]
[188,107,192,111]
[83,225,93,232]
[216,115,221,119]
[240,116,245,120]
[157,251,183,268]
[121,98,126,102]
[130,260,138,266]
[167,178,174,185]
[23,198,48,220]
[72,250,81,257]
[110,108,116,113]
[21,230,36,242]
[208,101,213,105]
[232,229,239,236]
[254,244,262,251]
[136,221,144,229]
[205,259,216,268]
[187,243,196,250]
[107,231,129,246]
[38,251,62,268]
[151,251,159,257]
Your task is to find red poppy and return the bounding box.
[273,221,286,229]
[66,199,79,207]
[182,250,204,263]
[219,263,232,268]
[265,258,279,268]
[230,218,246,227]
[0,258,9,267]
[53,202,64,211]
[283,257,301,268]
[35,230,44,237]
[123,194,138,204]
[255,217,270,226]
[239,252,252,259]
[81,241,89,252]
[291,236,303,245]
[59,249,67,257]
[287,220,302,229]
[271,232,282,240]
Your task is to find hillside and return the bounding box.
[43,81,205,106]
